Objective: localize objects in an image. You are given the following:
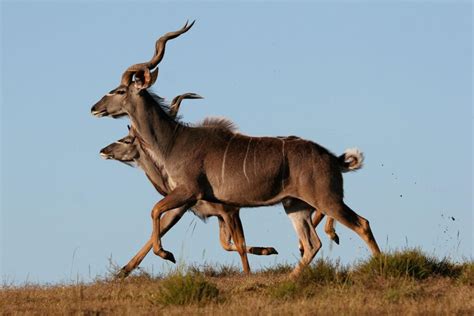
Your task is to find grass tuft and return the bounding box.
[268,280,299,300]
[383,280,423,303]
[150,271,220,306]
[188,263,240,277]
[268,258,347,300]
[299,258,349,285]
[353,248,462,280]
[260,263,293,276]
[1,250,473,314]
[458,262,474,285]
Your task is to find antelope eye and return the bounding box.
[115,89,126,95]
[118,139,131,144]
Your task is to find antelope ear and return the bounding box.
[148,68,159,87]
[133,69,151,91]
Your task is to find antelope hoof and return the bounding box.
[157,249,176,264]
[115,267,131,279]
[264,247,278,255]
[248,247,279,256]
[299,247,304,258]
[331,233,340,245]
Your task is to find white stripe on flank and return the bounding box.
[221,135,236,184]
[243,138,252,183]
[253,138,260,177]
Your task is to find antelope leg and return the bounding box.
[151,189,196,262]
[220,212,250,273]
[323,217,339,244]
[117,206,187,278]
[217,216,278,256]
[287,209,322,279]
[321,201,381,256]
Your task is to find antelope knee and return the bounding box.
[221,243,235,252]
[151,207,161,219]
[359,218,371,233]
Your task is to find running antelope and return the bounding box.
[100,93,343,277]
[100,94,278,277]
[91,22,381,278]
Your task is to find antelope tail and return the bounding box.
[338,148,364,172]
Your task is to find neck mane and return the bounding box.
[128,90,184,159]
[195,116,239,133]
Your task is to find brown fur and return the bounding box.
[91,22,381,278]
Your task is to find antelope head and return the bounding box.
[91,21,195,118]
[99,91,202,163]
[99,130,139,163]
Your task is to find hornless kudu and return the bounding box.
[100,94,279,277]
[91,22,381,278]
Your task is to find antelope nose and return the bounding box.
[100,151,110,159]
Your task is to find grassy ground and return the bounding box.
[1,249,473,315]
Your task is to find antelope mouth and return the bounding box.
[100,152,111,159]
[91,109,109,117]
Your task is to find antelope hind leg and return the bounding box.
[217,214,278,256]
[321,200,381,256]
[227,213,251,273]
[286,209,322,279]
[323,217,339,245]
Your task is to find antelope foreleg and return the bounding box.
[117,207,187,278]
[151,190,196,262]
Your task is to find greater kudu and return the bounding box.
[100,94,280,277]
[91,22,381,278]
[100,94,341,276]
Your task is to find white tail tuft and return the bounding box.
[342,148,364,172]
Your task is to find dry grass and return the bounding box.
[1,249,473,315]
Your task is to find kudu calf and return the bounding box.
[100,94,279,277]
[91,22,381,278]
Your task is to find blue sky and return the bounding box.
[1,1,472,284]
